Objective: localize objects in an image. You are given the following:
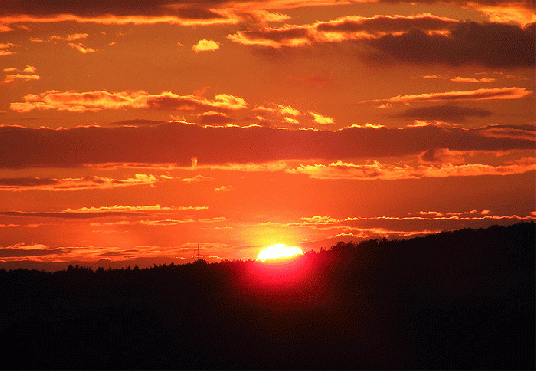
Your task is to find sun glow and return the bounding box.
[257,244,304,262]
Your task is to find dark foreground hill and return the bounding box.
[1,222,534,369]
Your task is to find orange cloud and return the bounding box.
[478,5,536,26]
[192,39,220,53]
[278,105,300,116]
[418,148,465,165]
[64,205,207,213]
[0,13,241,27]
[0,174,159,191]
[361,87,532,105]
[227,14,534,67]
[450,77,496,83]
[68,42,96,53]
[0,42,15,56]
[0,1,333,28]
[10,90,247,113]
[310,112,334,125]
[288,157,536,180]
[0,1,534,30]
[2,74,40,83]
[284,117,299,125]
[215,185,234,192]
[182,174,215,183]
[479,124,536,141]
[57,33,89,41]
[0,23,12,32]
[227,13,463,48]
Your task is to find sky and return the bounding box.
[0,0,534,270]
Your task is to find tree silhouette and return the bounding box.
[0,222,533,369]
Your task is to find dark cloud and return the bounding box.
[0,0,177,17]
[0,247,65,258]
[418,147,465,164]
[175,7,226,20]
[366,22,535,68]
[378,0,535,7]
[1,1,534,17]
[0,122,533,168]
[0,177,58,187]
[229,13,535,68]
[0,1,231,18]
[395,104,492,123]
[198,112,233,125]
[109,120,166,126]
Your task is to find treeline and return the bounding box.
[1,222,534,369]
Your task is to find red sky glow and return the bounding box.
[0,0,534,270]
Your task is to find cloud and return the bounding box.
[418,148,465,164]
[0,42,15,56]
[2,74,40,84]
[10,90,247,113]
[476,3,536,26]
[215,185,234,192]
[64,204,207,212]
[139,219,196,226]
[198,111,233,125]
[227,13,534,67]
[2,65,40,84]
[228,25,311,47]
[365,22,535,68]
[479,123,536,141]
[315,13,459,35]
[395,104,492,123]
[68,42,96,53]
[1,122,534,168]
[0,23,12,32]
[0,1,534,31]
[284,117,299,125]
[1,205,208,220]
[182,174,214,183]
[0,0,331,28]
[288,157,536,180]
[450,77,496,83]
[0,4,242,27]
[310,112,334,125]
[228,14,461,47]
[361,87,532,105]
[278,105,300,116]
[0,243,65,258]
[0,174,158,191]
[192,39,220,53]
[51,33,89,41]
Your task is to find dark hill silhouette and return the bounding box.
[1,222,534,369]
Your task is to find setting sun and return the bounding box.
[257,244,304,262]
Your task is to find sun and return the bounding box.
[257,244,304,262]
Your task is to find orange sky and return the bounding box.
[0,0,534,270]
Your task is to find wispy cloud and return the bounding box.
[68,42,96,53]
[361,87,532,105]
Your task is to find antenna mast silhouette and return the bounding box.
[196,244,201,261]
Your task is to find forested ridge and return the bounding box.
[1,222,534,369]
